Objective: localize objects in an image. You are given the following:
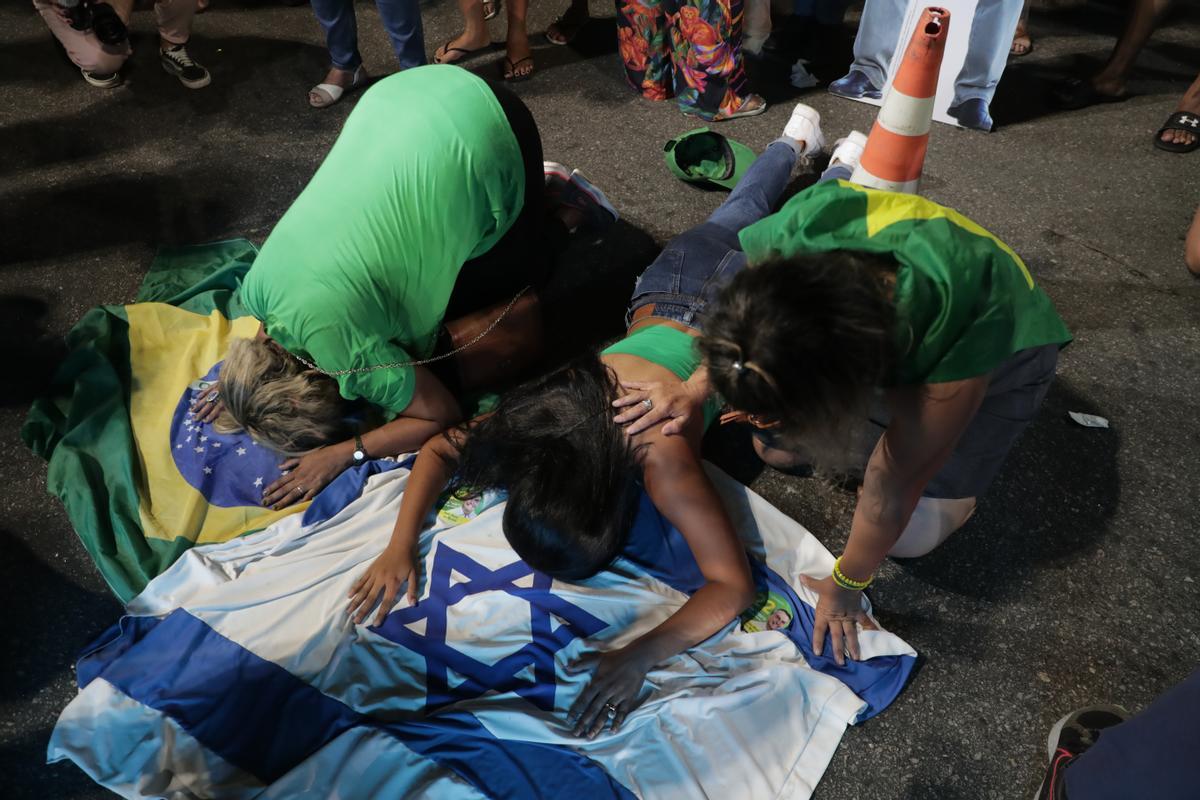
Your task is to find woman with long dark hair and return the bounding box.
[345,104,827,735]
[617,126,1072,666]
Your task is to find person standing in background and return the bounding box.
[306,0,425,107]
[829,0,1025,131]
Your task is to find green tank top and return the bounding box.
[601,324,721,430]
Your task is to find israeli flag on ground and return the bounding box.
[49,462,917,799]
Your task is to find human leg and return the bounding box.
[895,344,1058,555]
[307,0,370,105]
[830,0,906,98]
[546,0,588,45]
[1155,71,1200,151]
[1010,0,1031,56]
[705,104,823,232]
[34,0,131,79]
[375,0,427,69]
[310,0,362,70]
[154,0,197,47]
[948,0,1023,131]
[1041,670,1200,799]
[667,0,763,120]
[1091,0,1172,96]
[705,143,798,233]
[156,0,209,88]
[433,0,490,63]
[616,0,673,101]
[501,0,533,80]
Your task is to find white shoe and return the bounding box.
[782,103,825,157]
[81,68,122,89]
[830,131,868,172]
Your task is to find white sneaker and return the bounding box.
[81,68,122,89]
[782,103,825,157]
[829,131,868,172]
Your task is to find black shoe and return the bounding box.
[160,44,211,89]
[1035,705,1129,799]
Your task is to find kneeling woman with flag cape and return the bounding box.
[198,65,615,512]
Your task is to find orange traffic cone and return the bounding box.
[850,7,949,194]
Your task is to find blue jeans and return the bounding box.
[310,0,426,71]
[849,0,1023,105]
[628,141,806,330]
[628,144,851,329]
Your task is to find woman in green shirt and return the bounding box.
[623,149,1071,666]
[342,106,829,737]
[192,66,615,509]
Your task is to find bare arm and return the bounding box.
[570,432,754,737]
[807,376,988,663]
[263,365,462,508]
[628,436,755,664]
[345,428,465,624]
[840,377,989,577]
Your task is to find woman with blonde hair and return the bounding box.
[193,65,615,509]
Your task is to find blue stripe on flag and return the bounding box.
[302,456,415,527]
[76,610,635,798]
[621,491,916,719]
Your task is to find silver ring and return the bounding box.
[641,399,653,410]
[293,485,305,493]
[206,392,219,402]
[603,703,617,718]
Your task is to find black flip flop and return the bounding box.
[546,14,586,46]
[1052,78,1129,111]
[1153,111,1200,153]
[433,39,491,65]
[500,56,534,82]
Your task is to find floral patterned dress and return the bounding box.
[616,0,755,120]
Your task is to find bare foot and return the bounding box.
[546,0,589,46]
[502,31,533,80]
[1161,83,1200,148]
[434,30,491,64]
[1090,74,1128,99]
[1009,20,1031,57]
[308,66,358,106]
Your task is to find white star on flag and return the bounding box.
[253,477,263,487]
[203,467,213,475]
[212,442,221,448]
[194,447,205,454]
[200,435,208,443]
[236,447,247,456]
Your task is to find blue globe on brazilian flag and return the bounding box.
[23,240,306,602]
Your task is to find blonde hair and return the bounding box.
[214,337,351,455]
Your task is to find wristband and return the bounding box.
[831,556,873,591]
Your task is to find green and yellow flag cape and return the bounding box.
[23,240,307,602]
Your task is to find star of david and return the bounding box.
[373,543,608,713]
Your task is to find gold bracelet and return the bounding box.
[832,556,873,591]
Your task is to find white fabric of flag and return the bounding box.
[49,463,917,799]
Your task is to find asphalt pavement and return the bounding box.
[2,1,1198,797]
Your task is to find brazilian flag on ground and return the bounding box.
[23,240,308,603]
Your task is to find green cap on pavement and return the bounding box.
[664,127,758,190]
